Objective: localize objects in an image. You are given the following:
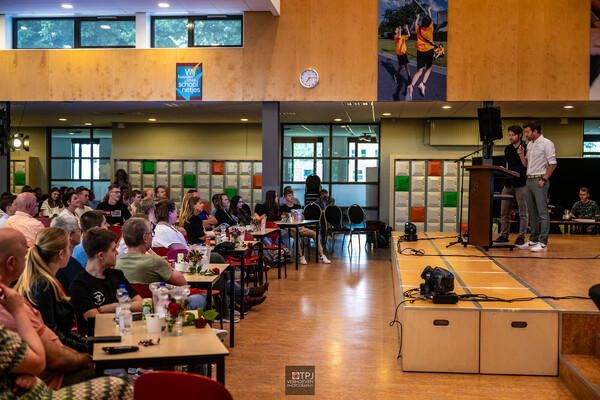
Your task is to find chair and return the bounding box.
[134,371,233,400]
[152,247,170,256]
[264,221,285,279]
[108,225,122,242]
[347,204,378,251]
[304,174,321,205]
[131,284,153,299]
[323,205,351,252]
[37,217,52,227]
[167,248,188,261]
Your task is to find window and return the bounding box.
[152,15,243,48]
[583,120,600,157]
[282,124,380,219]
[50,128,112,198]
[14,17,135,49]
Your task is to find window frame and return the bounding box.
[151,15,244,48]
[13,16,136,49]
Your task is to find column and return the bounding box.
[262,102,280,197]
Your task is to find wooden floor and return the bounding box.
[223,233,600,399]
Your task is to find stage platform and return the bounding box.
[392,231,600,377]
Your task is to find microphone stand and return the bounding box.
[447,147,484,248]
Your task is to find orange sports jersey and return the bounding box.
[415,24,434,52]
[394,34,408,55]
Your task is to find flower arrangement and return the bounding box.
[182,309,219,329]
[186,250,204,274]
[165,295,189,335]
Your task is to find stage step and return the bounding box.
[560,355,600,400]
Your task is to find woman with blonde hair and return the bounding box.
[14,227,89,353]
[178,193,206,244]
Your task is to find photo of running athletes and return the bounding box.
[378,0,447,101]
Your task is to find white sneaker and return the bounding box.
[212,328,229,341]
[221,317,240,324]
[406,85,413,101]
[234,310,241,317]
[299,256,307,265]
[530,243,547,252]
[318,255,331,264]
[517,241,537,250]
[418,82,426,96]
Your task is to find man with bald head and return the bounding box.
[0,228,94,389]
[4,192,44,247]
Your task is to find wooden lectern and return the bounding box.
[463,165,519,249]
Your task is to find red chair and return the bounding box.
[108,225,122,242]
[264,221,285,279]
[37,217,52,227]
[131,284,153,299]
[152,247,170,256]
[134,371,233,400]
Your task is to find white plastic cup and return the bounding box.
[146,314,166,333]
[174,262,188,273]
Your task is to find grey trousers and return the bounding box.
[499,185,529,238]
[525,177,550,245]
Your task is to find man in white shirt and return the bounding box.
[516,121,557,252]
[74,186,93,219]
[4,193,44,247]
[0,194,17,228]
[60,191,82,219]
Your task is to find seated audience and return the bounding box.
[230,195,251,225]
[316,189,335,209]
[152,199,187,250]
[72,211,109,270]
[210,193,220,216]
[178,194,207,244]
[0,228,95,389]
[14,227,89,354]
[255,190,282,222]
[571,187,600,219]
[87,189,99,209]
[186,190,217,230]
[96,184,131,225]
[34,187,45,210]
[280,188,330,264]
[59,190,80,219]
[0,281,132,399]
[215,193,237,227]
[279,186,301,205]
[143,188,155,199]
[139,197,157,229]
[128,189,142,214]
[5,193,44,248]
[155,185,168,199]
[69,228,143,335]
[0,193,17,227]
[116,218,207,311]
[121,185,131,205]
[50,214,84,293]
[40,187,63,218]
[74,186,93,219]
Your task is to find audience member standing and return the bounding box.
[114,169,133,195]
[517,121,557,252]
[5,193,44,247]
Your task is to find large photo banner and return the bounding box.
[378,0,448,101]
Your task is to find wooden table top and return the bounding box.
[92,312,229,363]
[184,264,229,284]
[247,228,278,237]
[275,219,319,226]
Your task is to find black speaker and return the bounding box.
[477,106,503,142]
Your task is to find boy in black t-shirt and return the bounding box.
[96,184,132,225]
[69,228,142,334]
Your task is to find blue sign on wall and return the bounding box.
[176,63,202,100]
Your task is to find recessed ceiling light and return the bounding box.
[240,118,248,122]
[340,125,347,128]
[100,25,111,30]
[564,105,574,109]
[61,3,73,9]
[68,132,75,135]
[442,105,452,109]
[58,118,67,121]
[334,118,342,122]
[84,122,92,126]
[148,118,157,122]
[382,113,391,116]
[158,2,170,7]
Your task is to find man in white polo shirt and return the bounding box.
[516,121,557,252]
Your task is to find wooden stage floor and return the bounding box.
[222,233,599,399]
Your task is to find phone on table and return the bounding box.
[102,346,139,354]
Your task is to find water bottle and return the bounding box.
[115,284,127,326]
[154,282,170,315]
[220,227,227,243]
[118,292,132,335]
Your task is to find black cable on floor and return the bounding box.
[397,249,600,260]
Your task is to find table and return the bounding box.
[550,219,600,235]
[92,312,229,384]
[185,263,236,347]
[276,220,320,270]
[248,228,281,279]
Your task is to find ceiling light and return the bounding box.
[563,105,574,109]
[148,118,157,122]
[100,25,111,30]
[340,125,347,128]
[158,2,170,7]
[382,113,391,116]
[68,132,75,135]
[10,134,29,151]
[334,118,342,122]
[442,105,452,109]
[61,3,73,9]
[20,26,27,30]
[84,122,92,126]
[58,118,67,121]
[240,118,248,122]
